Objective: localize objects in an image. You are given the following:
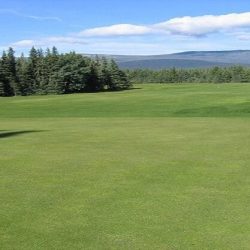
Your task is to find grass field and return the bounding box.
[1,84,250,249]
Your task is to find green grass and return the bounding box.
[1,84,250,249]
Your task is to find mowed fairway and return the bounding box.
[1,84,250,249]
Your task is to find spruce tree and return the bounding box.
[85,62,100,92]
[28,47,39,93]
[0,51,14,96]
[6,48,18,95]
[108,60,131,90]
[0,65,5,96]
[16,54,32,95]
[99,57,111,89]
[108,60,120,90]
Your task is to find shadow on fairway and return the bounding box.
[0,130,45,139]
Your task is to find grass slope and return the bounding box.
[1,84,250,249]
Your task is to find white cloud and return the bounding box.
[77,12,250,37]
[11,40,36,47]
[11,37,87,48]
[156,12,250,36]
[0,9,62,22]
[79,24,152,37]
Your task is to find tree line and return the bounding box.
[0,47,131,97]
[127,66,250,84]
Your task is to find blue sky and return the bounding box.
[1,0,250,55]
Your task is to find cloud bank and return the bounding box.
[11,37,87,48]
[79,24,152,37]
[77,12,250,37]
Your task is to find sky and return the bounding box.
[1,0,250,55]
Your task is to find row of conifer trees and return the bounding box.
[126,66,250,84]
[0,47,131,97]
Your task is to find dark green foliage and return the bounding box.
[98,57,111,89]
[16,54,33,95]
[85,62,101,92]
[0,47,131,97]
[127,66,250,84]
[108,60,130,90]
[0,52,14,97]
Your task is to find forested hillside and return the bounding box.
[127,66,250,84]
[0,47,131,97]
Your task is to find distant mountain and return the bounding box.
[84,50,250,69]
[118,59,233,69]
[165,50,250,65]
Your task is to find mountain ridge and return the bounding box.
[84,50,250,69]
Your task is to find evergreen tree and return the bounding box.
[108,60,122,90]
[85,62,100,92]
[0,65,6,96]
[28,47,39,92]
[0,81,4,96]
[6,48,17,95]
[108,60,131,90]
[0,51,14,96]
[99,57,111,89]
[16,54,33,95]
[2,46,131,96]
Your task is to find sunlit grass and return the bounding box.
[1,84,250,249]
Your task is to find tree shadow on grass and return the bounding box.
[72,87,142,94]
[0,130,45,139]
